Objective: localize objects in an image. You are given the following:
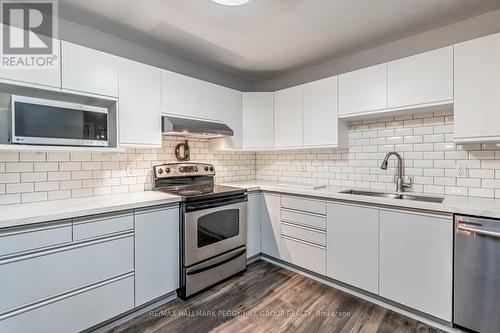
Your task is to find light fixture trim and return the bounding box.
[210,0,252,6]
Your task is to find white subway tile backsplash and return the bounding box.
[34,162,59,172]
[47,152,70,162]
[21,172,47,182]
[22,192,48,203]
[35,181,59,192]
[6,163,33,172]
[0,173,21,183]
[48,190,71,200]
[47,171,72,181]
[7,182,34,194]
[20,152,46,162]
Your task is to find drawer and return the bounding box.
[0,234,134,314]
[0,275,134,333]
[73,211,133,241]
[281,209,326,230]
[280,236,326,275]
[0,221,72,258]
[281,222,326,246]
[281,196,326,215]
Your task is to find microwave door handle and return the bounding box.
[457,225,500,238]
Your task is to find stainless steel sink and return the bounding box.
[339,189,444,204]
[339,189,400,199]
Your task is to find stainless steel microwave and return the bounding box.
[10,96,109,147]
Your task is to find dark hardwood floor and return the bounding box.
[108,261,443,333]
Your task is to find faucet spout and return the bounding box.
[380,152,411,192]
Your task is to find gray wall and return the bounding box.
[254,9,500,91]
[58,19,254,91]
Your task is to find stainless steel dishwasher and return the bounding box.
[454,215,500,333]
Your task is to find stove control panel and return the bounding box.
[154,163,215,178]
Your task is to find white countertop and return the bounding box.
[222,180,500,219]
[0,191,181,229]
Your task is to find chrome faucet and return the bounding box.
[380,152,412,192]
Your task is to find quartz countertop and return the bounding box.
[0,191,181,229]
[222,180,500,219]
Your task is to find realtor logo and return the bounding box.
[0,0,58,69]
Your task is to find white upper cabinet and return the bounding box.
[454,32,500,143]
[0,25,60,90]
[61,41,119,97]
[379,210,453,321]
[388,46,453,108]
[242,92,274,149]
[274,85,302,148]
[338,63,387,116]
[303,76,345,147]
[118,59,162,147]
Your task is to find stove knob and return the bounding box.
[165,167,171,174]
[209,167,214,172]
[204,166,209,171]
[157,168,164,175]
[194,167,198,172]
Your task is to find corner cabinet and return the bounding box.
[260,193,281,258]
[118,59,162,147]
[454,32,500,143]
[242,92,274,149]
[134,205,179,306]
[246,192,261,258]
[379,209,453,321]
[274,86,303,148]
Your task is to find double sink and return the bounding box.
[339,189,444,204]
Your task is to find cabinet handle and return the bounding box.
[458,225,500,238]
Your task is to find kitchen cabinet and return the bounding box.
[242,92,274,149]
[274,86,302,148]
[327,203,379,294]
[302,76,346,147]
[61,41,119,97]
[388,47,453,108]
[379,209,452,321]
[118,59,162,147]
[338,63,387,116]
[0,275,134,333]
[454,32,500,143]
[260,193,281,258]
[0,25,60,90]
[246,192,261,258]
[135,205,179,306]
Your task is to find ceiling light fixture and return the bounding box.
[210,0,252,6]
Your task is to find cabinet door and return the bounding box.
[454,32,500,142]
[247,192,261,258]
[119,59,162,146]
[388,47,453,108]
[338,64,387,116]
[327,203,379,294]
[61,41,118,97]
[379,210,452,321]
[161,70,221,121]
[274,86,302,148]
[210,86,242,149]
[0,25,60,89]
[303,76,339,146]
[260,193,281,258]
[135,206,179,306]
[242,92,274,149]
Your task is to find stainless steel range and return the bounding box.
[153,163,247,299]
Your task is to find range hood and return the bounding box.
[161,115,234,138]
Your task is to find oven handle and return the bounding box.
[185,194,247,212]
[458,224,500,238]
[186,248,246,276]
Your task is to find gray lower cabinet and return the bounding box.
[246,192,261,258]
[379,209,453,321]
[0,275,134,333]
[135,205,179,306]
[260,193,281,258]
[0,234,134,314]
[327,203,379,294]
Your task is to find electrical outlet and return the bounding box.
[126,163,136,177]
[298,165,306,172]
[456,163,467,178]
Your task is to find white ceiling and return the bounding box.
[59,0,500,82]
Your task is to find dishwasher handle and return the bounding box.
[457,224,500,238]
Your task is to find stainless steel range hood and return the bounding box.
[161,115,234,138]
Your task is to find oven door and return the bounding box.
[184,195,247,266]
